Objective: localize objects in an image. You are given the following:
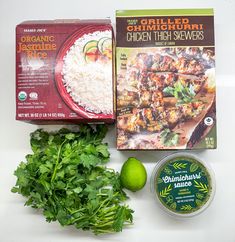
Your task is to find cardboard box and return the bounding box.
[16,19,114,123]
[116,9,216,149]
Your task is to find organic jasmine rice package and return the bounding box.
[16,19,114,123]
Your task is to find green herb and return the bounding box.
[160,128,179,147]
[163,81,196,104]
[11,125,133,235]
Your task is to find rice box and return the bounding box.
[116,9,217,149]
[16,19,114,123]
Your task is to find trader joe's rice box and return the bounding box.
[116,9,216,150]
[16,20,114,123]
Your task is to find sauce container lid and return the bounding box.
[151,152,215,218]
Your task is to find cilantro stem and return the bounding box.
[94,229,114,234]
[68,207,86,215]
[91,192,119,218]
[51,140,66,182]
[99,207,118,218]
[92,221,113,227]
[101,211,116,218]
[70,215,87,224]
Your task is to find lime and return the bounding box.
[120,157,147,192]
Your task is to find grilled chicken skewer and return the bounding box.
[117,73,206,108]
[127,48,211,74]
[117,101,205,134]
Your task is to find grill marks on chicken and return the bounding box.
[175,57,204,75]
[117,101,205,134]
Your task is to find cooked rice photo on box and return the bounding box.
[61,30,113,115]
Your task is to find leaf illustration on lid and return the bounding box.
[196,199,203,206]
[157,177,163,184]
[194,180,209,193]
[159,184,172,198]
[190,163,199,172]
[180,205,192,211]
[170,202,177,210]
[172,162,187,170]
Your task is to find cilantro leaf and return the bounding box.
[96,144,110,158]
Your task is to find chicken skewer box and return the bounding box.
[116,9,217,150]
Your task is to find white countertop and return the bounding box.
[1,0,235,241]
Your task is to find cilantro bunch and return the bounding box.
[12,125,133,235]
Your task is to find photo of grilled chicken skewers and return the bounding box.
[117,47,215,149]
[126,48,212,75]
[117,73,206,108]
[117,101,205,134]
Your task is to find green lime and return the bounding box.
[120,157,147,192]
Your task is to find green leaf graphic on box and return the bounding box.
[170,202,177,210]
[190,163,199,172]
[180,205,192,211]
[157,178,163,184]
[196,193,204,199]
[159,185,172,198]
[164,167,172,175]
[194,180,208,193]
[173,162,187,170]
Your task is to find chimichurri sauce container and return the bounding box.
[151,153,215,217]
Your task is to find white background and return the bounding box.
[0,0,235,241]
